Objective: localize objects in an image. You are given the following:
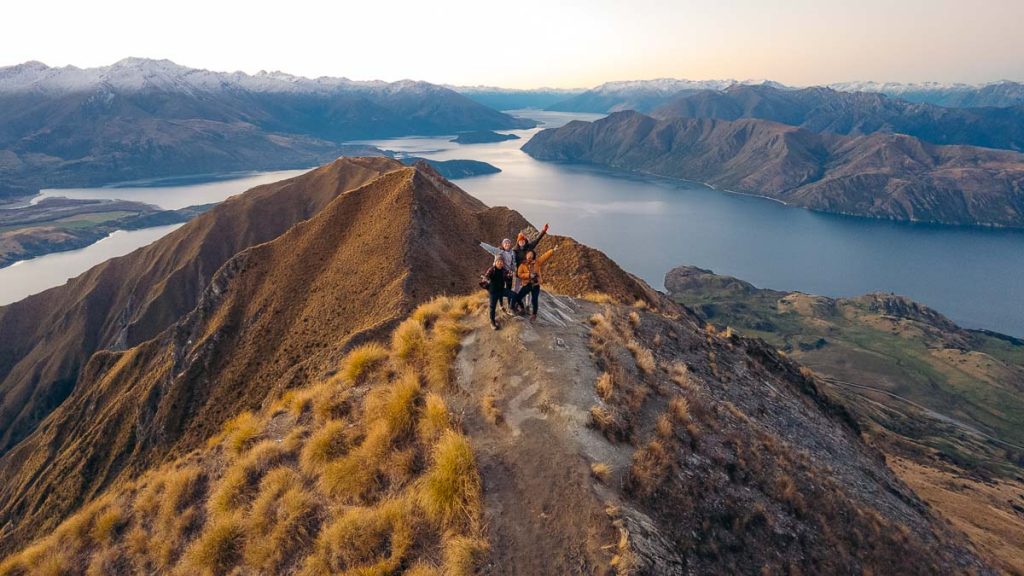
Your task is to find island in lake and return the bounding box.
[450,130,520,144]
[400,158,501,178]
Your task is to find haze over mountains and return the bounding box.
[0,58,533,199]
[523,111,1024,227]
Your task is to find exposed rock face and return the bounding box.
[652,84,1024,151]
[522,111,1024,227]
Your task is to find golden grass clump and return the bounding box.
[595,372,615,400]
[655,413,675,439]
[426,316,465,390]
[366,369,421,442]
[340,342,389,385]
[181,513,246,575]
[627,439,674,498]
[216,411,262,454]
[626,339,656,375]
[209,440,290,515]
[582,291,615,304]
[300,419,350,474]
[590,462,612,483]
[669,397,690,423]
[670,361,695,390]
[628,310,641,328]
[442,535,489,576]
[419,430,481,529]
[418,392,451,443]
[303,499,414,574]
[411,295,455,325]
[245,468,317,570]
[392,317,428,363]
[632,299,649,310]
[89,501,126,544]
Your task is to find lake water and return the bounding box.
[3,110,1023,337]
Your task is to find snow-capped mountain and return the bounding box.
[544,78,789,113]
[0,58,534,199]
[829,80,1024,107]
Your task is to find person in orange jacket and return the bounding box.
[512,223,548,291]
[514,245,557,322]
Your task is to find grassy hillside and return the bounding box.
[0,297,486,576]
[666,265,1024,573]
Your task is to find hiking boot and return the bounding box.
[491,322,500,331]
[530,314,537,322]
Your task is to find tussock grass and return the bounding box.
[595,372,615,400]
[392,318,428,364]
[340,342,389,385]
[626,339,656,375]
[590,462,612,483]
[0,296,486,576]
[582,291,616,304]
[656,413,675,439]
[181,513,246,575]
[300,419,349,474]
[627,439,674,498]
[442,534,489,576]
[420,430,481,530]
[628,310,641,328]
[669,397,690,423]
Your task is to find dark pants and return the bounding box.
[489,289,516,323]
[516,284,541,315]
[503,276,514,307]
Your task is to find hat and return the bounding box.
[502,238,512,245]
[516,232,527,243]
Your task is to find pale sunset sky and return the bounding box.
[2,0,1021,88]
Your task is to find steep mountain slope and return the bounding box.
[522,111,1024,227]
[652,84,1024,151]
[830,80,1024,108]
[0,157,408,456]
[0,58,534,199]
[665,265,1024,573]
[0,159,652,555]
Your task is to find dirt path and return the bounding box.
[452,294,631,575]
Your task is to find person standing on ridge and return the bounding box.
[497,238,517,312]
[482,256,516,330]
[515,246,558,322]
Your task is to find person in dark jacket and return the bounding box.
[483,256,516,330]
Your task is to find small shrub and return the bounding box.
[420,431,481,529]
[590,405,629,441]
[590,462,611,483]
[627,439,674,498]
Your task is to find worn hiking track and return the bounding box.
[453,295,621,574]
[452,294,686,574]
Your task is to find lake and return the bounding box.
[3,110,1023,337]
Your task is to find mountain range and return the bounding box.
[0,58,534,199]
[521,110,1024,227]
[0,157,996,573]
[483,78,1024,113]
[652,84,1024,151]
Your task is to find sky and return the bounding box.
[2,0,1022,89]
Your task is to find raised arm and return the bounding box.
[528,223,549,251]
[536,246,557,266]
